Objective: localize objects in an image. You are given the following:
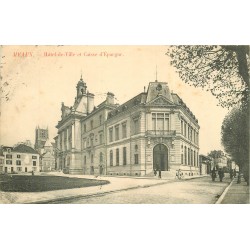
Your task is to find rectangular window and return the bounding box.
[134,119,139,134]
[6,160,12,165]
[16,160,21,165]
[157,113,164,130]
[6,154,12,159]
[184,146,187,165]
[84,124,86,132]
[184,123,187,137]
[115,125,119,141]
[116,148,119,166]
[123,147,127,165]
[17,167,22,172]
[122,122,127,139]
[90,120,93,129]
[134,154,139,165]
[99,115,102,125]
[17,154,21,158]
[99,133,103,144]
[165,114,170,130]
[152,113,169,131]
[152,113,156,130]
[67,157,70,166]
[84,155,86,165]
[181,120,183,135]
[33,161,36,166]
[110,150,113,167]
[109,127,113,142]
[32,156,37,159]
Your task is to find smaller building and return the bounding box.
[199,154,213,175]
[0,148,4,172]
[40,140,56,171]
[0,144,39,173]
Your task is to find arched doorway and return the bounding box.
[153,144,168,171]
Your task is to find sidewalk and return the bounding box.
[0,173,207,204]
[217,177,249,204]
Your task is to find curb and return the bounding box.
[215,178,234,204]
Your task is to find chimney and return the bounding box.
[106,92,115,105]
[87,92,95,113]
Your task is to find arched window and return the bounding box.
[110,150,113,166]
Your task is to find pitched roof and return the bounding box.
[44,140,53,147]
[12,144,39,154]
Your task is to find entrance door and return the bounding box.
[25,167,27,172]
[11,167,14,173]
[153,144,168,171]
[5,167,7,173]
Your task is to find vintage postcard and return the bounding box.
[0,45,249,204]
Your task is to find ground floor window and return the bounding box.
[123,147,127,165]
[116,148,119,166]
[110,150,113,166]
[17,167,22,171]
[134,154,139,164]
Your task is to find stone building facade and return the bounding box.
[56,76,200,176]
[56,76,116,174]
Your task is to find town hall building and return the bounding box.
[55,74,200,177]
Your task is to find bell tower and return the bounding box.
[76,74,87,98]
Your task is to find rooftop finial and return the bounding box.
[80,69,83,80]
[155,65,158,82]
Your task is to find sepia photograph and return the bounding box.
[0,45,249,204]
[1,2,250,250]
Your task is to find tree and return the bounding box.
[208,150,224,159]
[167,45,249,108]
[221,104,249,184]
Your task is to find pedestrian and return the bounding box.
[211,168,216,181]
[233,169,236,178]
[230,169,233,180]
[158,165,161,179]
[153,168,157,176]
[218,168,224,182]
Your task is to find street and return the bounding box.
[55,175,232,204]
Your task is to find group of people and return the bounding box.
[211,168,224,182]
[211,167,236,182]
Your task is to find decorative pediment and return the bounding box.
[147,95,174,106]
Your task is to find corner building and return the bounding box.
[56,76,200,176]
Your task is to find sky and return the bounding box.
[0,45,229,155]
